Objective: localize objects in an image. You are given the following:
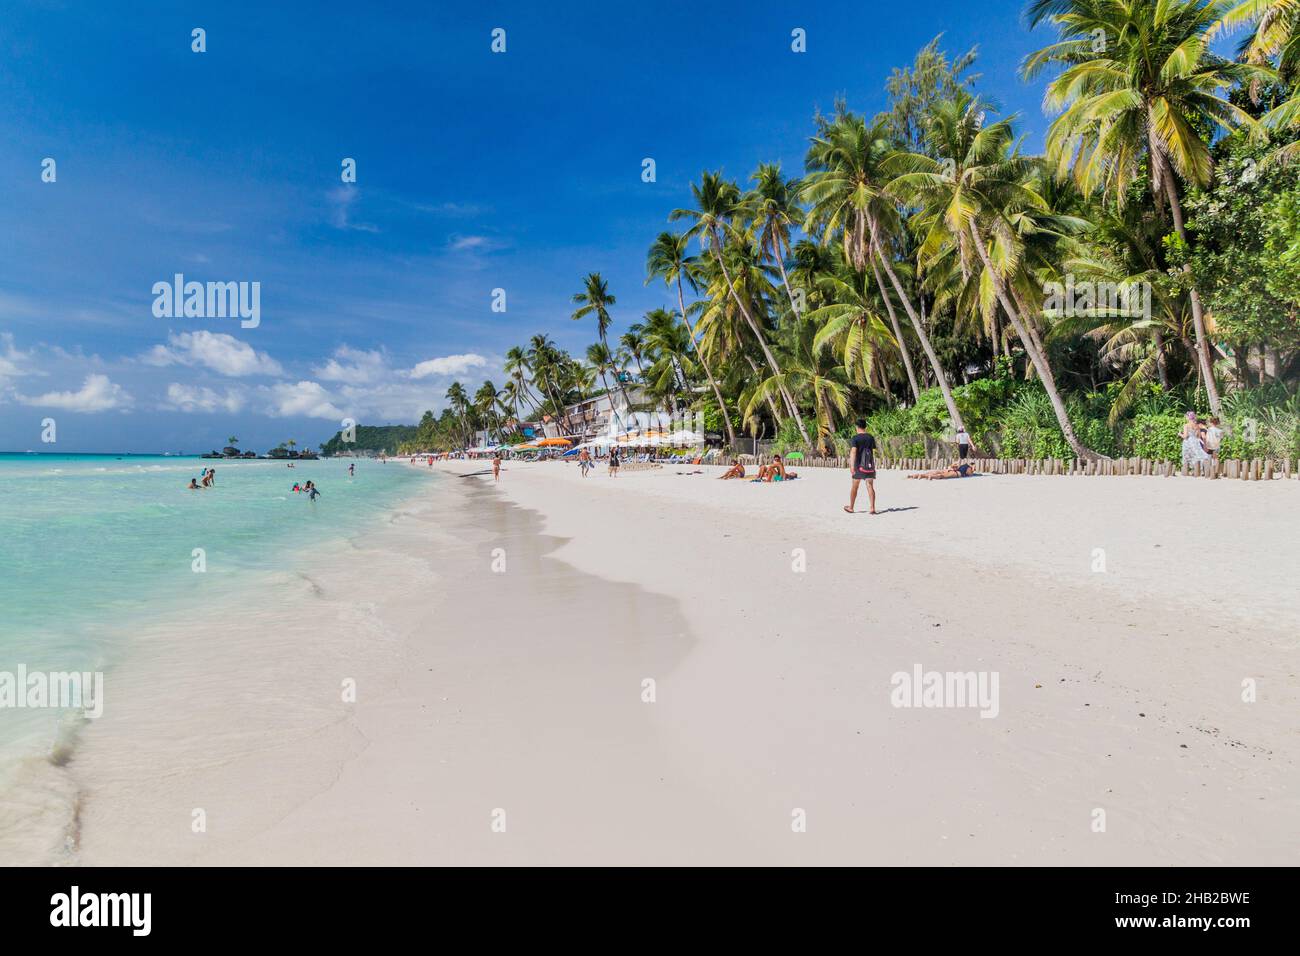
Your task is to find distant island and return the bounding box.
[200,436,319,459]
[319,424,419,457]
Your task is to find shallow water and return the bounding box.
[0,453,429,861]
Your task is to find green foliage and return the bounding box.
[1128,414,1185,461]
[320,424,418,456]
[1185,135,1300,352]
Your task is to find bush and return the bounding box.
[1127,414,1185,461]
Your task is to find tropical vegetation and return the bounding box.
[396,3,1299,462]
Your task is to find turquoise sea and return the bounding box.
[0,453,428,850]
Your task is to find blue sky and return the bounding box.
[0,0,1054,453]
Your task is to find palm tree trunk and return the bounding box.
[744,353,784,428]
[710,228,813,447]
[674,275,738,448]
[969,222,1102,460]
[869,254,921,402]
[872,236,968,436]
[600,331,635,417]
[1152,328,1170,389]
[772,238,802,320]
[1154,150,1222,417]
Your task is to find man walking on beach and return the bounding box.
[955,424,970,459]
[845,419,877,515]
[492,454,501,482]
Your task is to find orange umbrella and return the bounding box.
[537,437,572,447]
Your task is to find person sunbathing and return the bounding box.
[758,456,798,482]
[718,463,746,479]
[908,462,978,480]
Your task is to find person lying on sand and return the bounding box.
[907,462,978,480]
[756,455,798,482]
[718,463,746,479]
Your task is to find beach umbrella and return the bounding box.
[537,437,572,447]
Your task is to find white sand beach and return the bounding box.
[69,460,1298,866]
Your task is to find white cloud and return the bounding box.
[165,383,246,414]
[0,333,34,387]
[313,345,388,385]
[409,353,487,379]
[328,187,379,233]
[144,331,283,377]
[264,381,345,420]
[19,373,131,412]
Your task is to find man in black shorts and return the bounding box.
[845,418,877,514]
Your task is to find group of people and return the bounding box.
[186,467,216,490]
[291,480,321,500]
[717,454,800,483]
[1181,411,1224,467]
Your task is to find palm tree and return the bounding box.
[585,342,630,432]
[672,171,813,446]
[619,327,648,380]
[745,162,806,317]
[1023,0,1270,417]
[803,112,938,408]
[1218,0,1300,157]
[504,345,543,417]
[806,268,902,390]
[525,335,573,434]
[445,382,472,447]
[642,307,695,411]
[886,92,1101,458]
[646,231,739,447]
[227,435,239,446]
[572,272,631,410]
[474,381,505,442]
[500,380,524,430]
[747,318,851,452]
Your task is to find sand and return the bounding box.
[70,459,1298,865]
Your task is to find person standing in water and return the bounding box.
[845,419,877,515]
[348,462,355,476]
[492,454,501,482]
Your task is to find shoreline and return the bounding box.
[40,459,1300,864]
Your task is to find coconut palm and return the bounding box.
[504,345,543,416]
[1217,0,1300,159]
[571,272,631,410]
[642,307,696,411]
[744,162,806,317]
[526,334,573,433]
[444,382,473,447]
[474,381,506,442]
[887,92,1101,458]
[1023,0,1271,417]
[585,342,630,431]
[803,112,944,409]
[619,327,648,381]
[671,171,813,445]
[806,268,903,390]
[746,318,851,452]
[646,231,739,447]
